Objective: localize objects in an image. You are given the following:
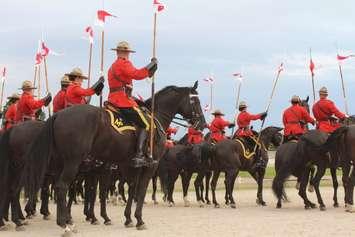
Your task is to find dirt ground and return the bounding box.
[2,186,354,237]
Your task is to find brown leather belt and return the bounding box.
[110,87,125,93]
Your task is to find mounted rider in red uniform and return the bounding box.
[312,87,346,133]
[65,68,104,107]
[235,101,267,138]
[209,109,234,142]
[53,75,71,113]
[2,93,20,129]
[15,81,51,122]
[187,120,204,144]
[165,126,178,148]
[283,95,315,142]
[107,41,158,168]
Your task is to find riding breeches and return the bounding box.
[119,107,150,130]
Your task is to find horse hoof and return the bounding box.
[310,203,317,209]
[136,224,147,230]
[276,204,282,209]
[214,204,220,208]
[198,201,204,208]
[62,229,73,237]
[305,205,311,210]
[85,217,91,222]
[308,185,315,193]
[91,220,100,225]
[68,224,78,233]
[206,200,211,205]
[43,215,51,221]
[26,215,34,219]
[125,222,134,228]
[0,225,10,231]
[169,202,175,207]
[104,220,112,226]
[320,206,326,211]
[20,220,29,225]
[16,225,26,231]
[333,203,339,208]
[230,203,236,209]
[345,205,355,213]
[183,197,190,207]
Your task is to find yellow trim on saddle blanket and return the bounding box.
[234,136,265,160]
[105,109,136,134]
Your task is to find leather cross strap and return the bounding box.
[110,87,125,93]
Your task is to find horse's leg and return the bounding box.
[151,173,158,204]
[99,171,111,225]
[345,166,355,212]
[194,173,204,207]
[330,167,339,208]
[134,169,156,230]
[308,165,316,192]
[311,163,327,211]
[181,171,193,207]
[256,168,267,206]
[199,178,205,203]
[211,170,220,208]
[167,173,178,205]
[224,178,229,205]
[88,173,99,225]
[55,164,80,233]
[66,182,76,223]
[124,182,135,227]
[298,168,316,209]
[40,175,51,220]
[226,169,238,208]
[342,163,351,207]
[205,171,212,205]
[118,179,127,203]
[83,174,90,221]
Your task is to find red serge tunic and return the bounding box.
[15,92,44,122]
[65,84,95,106]
[312,98,345,133]
[283,105,314,136]
[4,103,17,129]
[187,127,203,144]
[235,111,261,137]
[108,58,149,108]
[53,89,66,112]
[165,127,178,148]
[209,116,230,142]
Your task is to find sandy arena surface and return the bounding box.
[2,186,354,237]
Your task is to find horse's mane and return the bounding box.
[145,85,191,106]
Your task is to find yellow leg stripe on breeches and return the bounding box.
[133,107,150,131]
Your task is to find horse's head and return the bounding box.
[300,96,310,113]
[182,81,206,130]
[147,81,206,130]
[261,126,283,148]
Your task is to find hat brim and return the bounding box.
[19,87,37,90]
[7,96,20,99]
[111,48,136,53]
[64,73,88,79]
[212,112,225,116]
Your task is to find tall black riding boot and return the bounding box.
[132,130,157,168]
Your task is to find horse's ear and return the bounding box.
[192,81,198,90]
[306,96,309,102]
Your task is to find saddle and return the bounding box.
[104,101,164,137]
[234,136,264,159]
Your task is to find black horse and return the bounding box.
[23,82,206,235]
[210,126,283,208]
[272,128,347,210]
[0,121,44,230]
[159,142,212,207]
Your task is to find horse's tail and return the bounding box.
[272,150,298,200]
[23,115,56,201]
[0,129,11,206]
[158,151,169,195]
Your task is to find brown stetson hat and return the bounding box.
[7,93,20,100]
[19,80,37,90]
[65,67,88,80]
[111,41,136,53]
[211,109,225,116]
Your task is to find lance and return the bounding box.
[38,65,42,98]
[253,63,283,153]
[43,57,52,116]
[231,73,243,135]
[337,61,349,115]
[99,30,105,107]
[87,42,93,87]
[149,12,158,159]
[33,66,38,87]
[309,48,316,104]
[0,67,6,112]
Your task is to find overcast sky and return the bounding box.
[1,0,355,135]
